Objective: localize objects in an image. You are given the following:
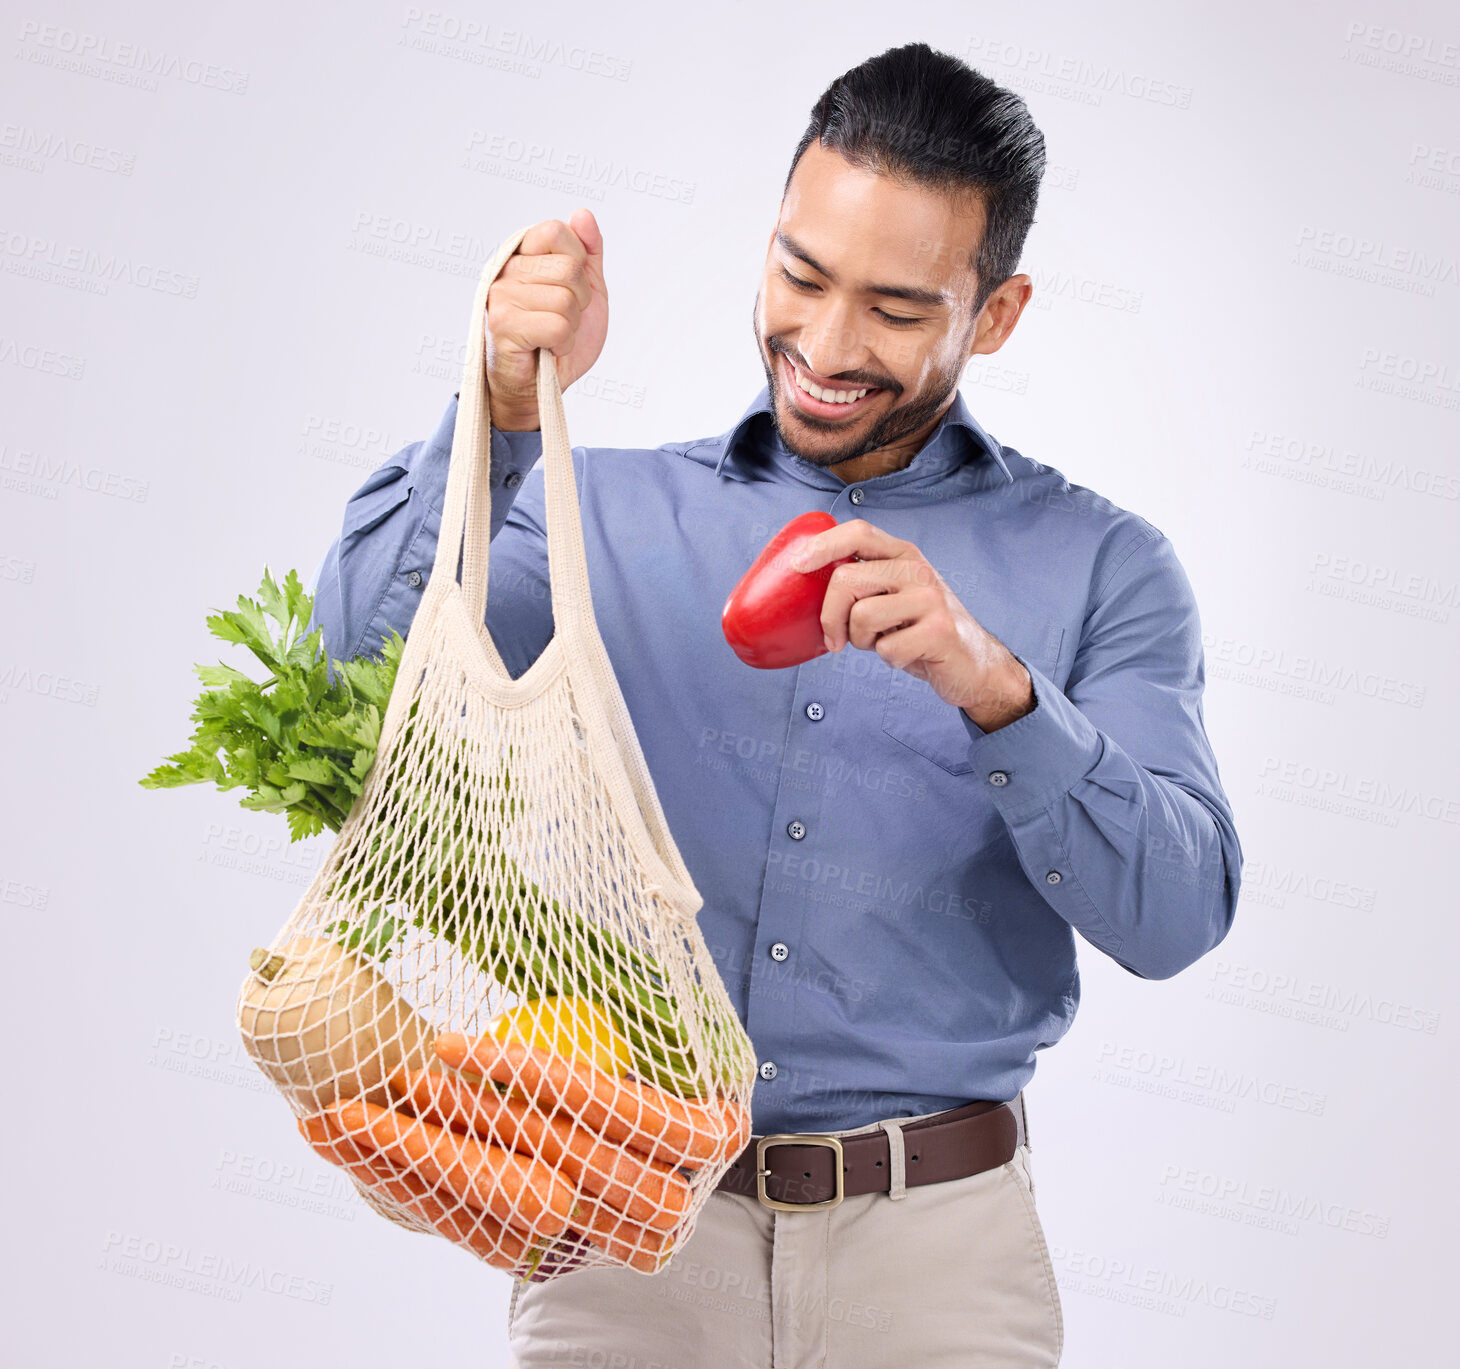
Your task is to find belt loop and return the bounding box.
[1017,1091,1030,1152]
[877,1119,909,1200]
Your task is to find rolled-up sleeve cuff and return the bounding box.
[959,655,1103,816]
[490,425,544,481]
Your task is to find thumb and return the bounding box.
[569,206,603,260]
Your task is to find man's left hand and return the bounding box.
[790,518,1035,733]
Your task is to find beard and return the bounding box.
[755,303,967,470]
[759,338,963,472]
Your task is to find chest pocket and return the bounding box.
[336,461,428,662]
[880,621,1066,776]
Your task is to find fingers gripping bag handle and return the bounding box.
[236,225,758,1284]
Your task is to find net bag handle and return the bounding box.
[428,222,590,643]
[421,224,700,909]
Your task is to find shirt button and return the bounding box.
[407,570,423,588]
[770,942,789,961]
[504,470,524,488]
[759,1060,778,1080]
[787,820,807,841]
[805,701,824,721]
[988,770,1010,787]
[1046,871,1063,885]
[848,487,865,506]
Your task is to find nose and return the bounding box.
[796,296,871,382]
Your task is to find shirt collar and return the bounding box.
[712,385,1013,490]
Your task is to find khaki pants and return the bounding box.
[507,1097,1064,1368]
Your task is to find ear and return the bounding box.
[970,274,1033,359]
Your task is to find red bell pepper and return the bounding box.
[721,512,857,669]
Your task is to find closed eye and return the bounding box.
[780,266,820,293]
[778,267,924,327]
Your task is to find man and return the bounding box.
[303,42,1242,1368]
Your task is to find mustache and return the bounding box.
[766,338,900,396]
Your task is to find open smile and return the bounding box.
[779,352,886,420]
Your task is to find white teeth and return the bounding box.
[791,362,868,405]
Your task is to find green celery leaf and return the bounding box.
[281,567,312,628]
[195,663,256,688]
[285,757,339,784]
[255,566,292,633]
[287,807,326,842]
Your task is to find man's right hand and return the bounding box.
[298,1032,748,1278]
[484,208,608,431]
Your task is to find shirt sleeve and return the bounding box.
[306,392,548,680]
[959,530,1243,981]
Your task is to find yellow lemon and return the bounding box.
[487,995,636,1076]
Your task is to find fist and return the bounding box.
[484,208,608,431]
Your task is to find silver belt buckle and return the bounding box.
[755,1133,845,1212]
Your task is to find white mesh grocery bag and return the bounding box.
[235,224,757,1283]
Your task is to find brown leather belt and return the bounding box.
[715,1095,1027,1211]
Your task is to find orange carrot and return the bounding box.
[328,1097,577,1239]
[391,1064,692,1231]
[433,1033,737,1168]
[298,1111,533,1266]
[568,1193,684,1274]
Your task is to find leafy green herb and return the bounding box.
[138,567,404,842]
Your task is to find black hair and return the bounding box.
[784,43,1046,313]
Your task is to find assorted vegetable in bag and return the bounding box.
[143,557,753,1279]
[141,225,758,1283]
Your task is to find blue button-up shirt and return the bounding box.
[308,384,1242,1136]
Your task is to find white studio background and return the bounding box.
[3,1,1455,1365]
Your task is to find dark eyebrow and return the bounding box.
[775,230,950,309]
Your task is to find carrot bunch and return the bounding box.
[299,1031,750,1280]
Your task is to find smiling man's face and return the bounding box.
[754,139,1025,477]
